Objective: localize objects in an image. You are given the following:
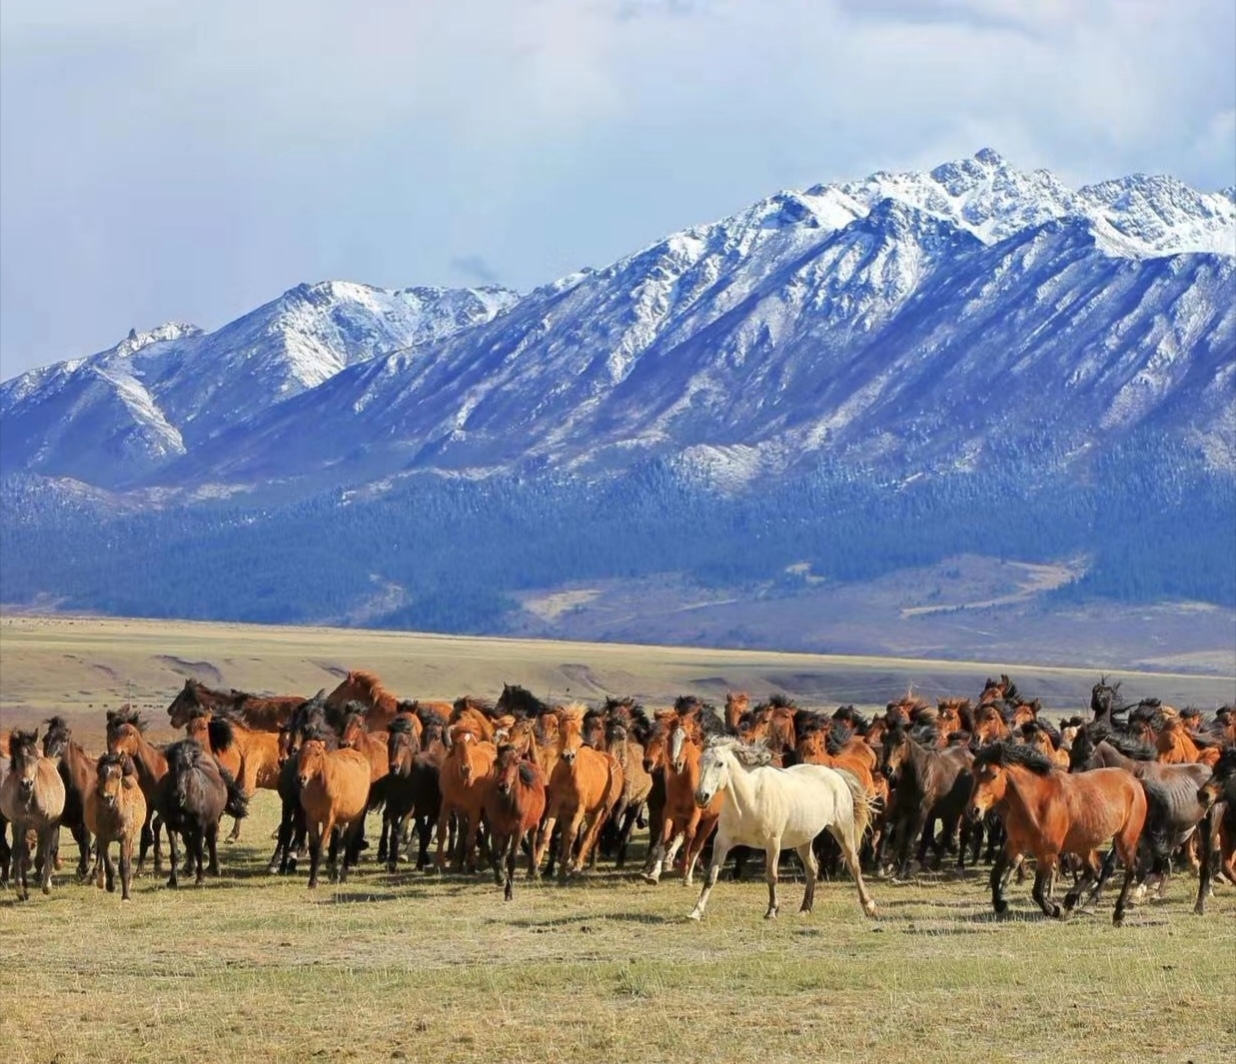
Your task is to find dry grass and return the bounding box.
[1,615,1234,1063]
[1,793,1234,1064]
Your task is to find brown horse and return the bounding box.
[1157,716,1221,767]
[385,714,445,872]
[105,708,171,873]
[86,753,147,900]
[484,744,547,900]
[297,736,371,888]
[167,678,303,733]
[536,704,623,882]
[324,670,403,731]
[184,710,282,841]
[967,741,1146,924]
[603,709,654,868]
[642,708,722,885]
[435,723,497,873]
[737,695,798,765]
[41,716,97,880]
[725,692,750,734]
[1,729,66,899]
[450,697,499,743]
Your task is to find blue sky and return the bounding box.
[2,0,1233,380]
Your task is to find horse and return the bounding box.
[1157,715,1221,767]
[157,738,248,888]
[167,677,303,733]
[1019,720,1070,770]
[384,714,445,872]
[326,670,405,731]
[536,704,623,882]
[296,733,371,888]
[601,708,654,868]
[966,741,1146,925]
[106,708,172,874]
[879,724,974,875]
[268,694,335,875]
[41,716,97,880]
[484,744,547,900]
[1,729,66,899]
[495,683,552,721]
[687,736,877,921]
[184,709,281,841]
[642,707,722,885]
[737,695,798,766]
[724,692,750,734]
[450,697,500,743]
[339,708,392,861]
[85,753,147,901]
[435,722,497,873]
[1195,748,1236,914]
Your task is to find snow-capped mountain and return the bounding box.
[3,150,1233,497]
[0,281,519,485]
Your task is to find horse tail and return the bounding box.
[1137,778,1173,870]
[834,768,873,845]
[220,766,249,819]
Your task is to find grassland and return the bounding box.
[1,615,1234,1063]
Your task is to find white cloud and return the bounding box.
[1,0,1232,378]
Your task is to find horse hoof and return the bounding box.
[42,884,52,896]
[1051,904,1063,919]
[687,910,703,922]
[764,909,778,920]
[641,874,659,885]
[864,902,878,918]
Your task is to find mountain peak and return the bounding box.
[110,322,202,359]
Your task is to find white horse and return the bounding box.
[688,736,877,921]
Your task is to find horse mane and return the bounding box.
[9,729,39,757]
[107,707,148,733]
[765,693,796,710]
[602,695,641,714]
[347,669,394,700]
[673,695,703,716]
[517,761,539,786]
[499,683,549,717]
[1020,719,1062,749]
[207,715,236,753]
[825,720,854,756]
[557,702,588,724]
[831,705,870,733]
[973,740,1055,774]
[794,709,827,737]
[388,715,415,735]
[706,734,773,767]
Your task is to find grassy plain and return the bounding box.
[1,615,1234,1064]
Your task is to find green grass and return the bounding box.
[2,793,1234,1064]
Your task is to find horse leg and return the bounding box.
[103,840,116,893]
[642,818,678,884]
[13,828,29,900]
[1031,858,1061,918]
[72,821,91,881]
[1113,824,1140,927]
[36,825,56,896]
[1194,807,1215,916]
[153,812,165,876]
[138,812,153,874]
[307,818,326,889]
[433,806,451,873]
[205,821,220,878]
[989,849,1010,915]
[165,828,180,889]
[327,825,342,883]
[615,804,641,869]
[558,809,585,884]
[192,828,206,885]
[903,809,930,878]
[830,817,878,918]
[94,838,106,890]
[504,832,518,901]
[119,833,133,902]
[796,842,819,914]
[688,840,731,921]
[763,838,783,919]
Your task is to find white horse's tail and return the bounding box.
[833,768,874,846]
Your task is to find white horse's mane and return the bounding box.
[705,734,773,767]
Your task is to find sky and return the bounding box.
[2,0,1234,381]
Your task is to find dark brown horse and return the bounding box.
[156,738,248,888]
[880,724,973,876]
[384,714,445,872]
[41,716,97,880]
[167,678,303,733]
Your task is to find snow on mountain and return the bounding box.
[0,282,519,485]
[3,150,1233,497]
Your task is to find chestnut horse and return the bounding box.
[536,704,623,882]
[642,707,722,885]
[484,744,547,900]
[296,734,371,888]
[106,708,172,874]
[325,670,403,731]
[1,729,66,900]
[435,723,497,873]
[967,741,1146,925]
[86,753,147,900]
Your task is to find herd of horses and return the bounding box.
[2,669,1235,926]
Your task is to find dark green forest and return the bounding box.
[2,434,1232,639]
